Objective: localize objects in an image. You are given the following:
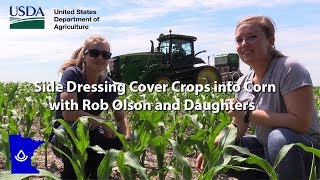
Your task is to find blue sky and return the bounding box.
[1,0,320,85]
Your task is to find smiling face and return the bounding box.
[84,41,111,74]
[235,21,275,66]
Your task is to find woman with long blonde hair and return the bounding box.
[51,35,131,179]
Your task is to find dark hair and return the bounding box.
[236,16,285,58]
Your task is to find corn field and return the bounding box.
[0,82,320,180]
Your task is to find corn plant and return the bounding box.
[197,126,273,179]
[0,128,10,170]
[0,93,5,123]
[21,97,39,138]
[0,127,59,180]
[0,82,319,180]
[0,83,19,125]
[0,110,21,171]
[51,117,90,180]
[0,169,60,179]
[225,145,277,180]
[91,146,148,180]
[88,116,149,179]
[274,143,320,180]
[127,112,154,166]
[37,100,54,168]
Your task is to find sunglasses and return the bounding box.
[85,49,112,60]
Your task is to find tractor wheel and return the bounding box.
[196,67,222,85]
[155,77,172,85]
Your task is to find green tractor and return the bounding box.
[214,53,242,82]
[109,32,241,84]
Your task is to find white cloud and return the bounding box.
[276,26,320,85]
[100,0,320,23]
[2,20,319,83]
[1,1,319,85]
[101,7,169,22]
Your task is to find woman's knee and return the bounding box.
[267,128,293,146]
[266,128,301,162]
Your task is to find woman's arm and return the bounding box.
[225,98,250,139]
[113,109,131,140]
[60,91,107,128]
[229,86,313,133]
[251,86,313,133]
[231,117,250,138]
[108,98,130,139]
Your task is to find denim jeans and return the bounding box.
[226,128,320,180]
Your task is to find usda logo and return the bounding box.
[10,6,45,29]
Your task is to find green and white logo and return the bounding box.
[10,6,45,29]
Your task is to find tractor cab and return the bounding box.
[157,33,205,69]
[111,31,224,85]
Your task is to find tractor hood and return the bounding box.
[109,51,164,83]
[114,52,154,57]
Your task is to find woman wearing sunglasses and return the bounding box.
[51,34,130,179]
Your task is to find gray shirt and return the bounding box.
[236,56,320,145]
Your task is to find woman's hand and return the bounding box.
[224,98,245,120]
[196,132,224,172]
[227,110,245,120]
[224,98,236,110]
[214,132,224,147]
[195,153,204,172]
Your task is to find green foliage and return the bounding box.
[52,117,90,180]
[0,82,319,179]
[0,129,10,170]
[0,169,60,179]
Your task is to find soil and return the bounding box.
[0,119,235,180]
